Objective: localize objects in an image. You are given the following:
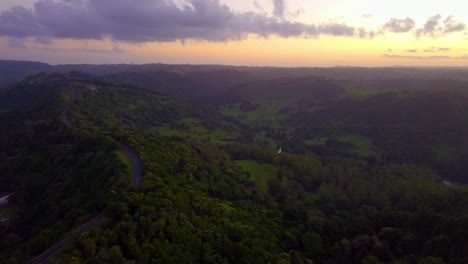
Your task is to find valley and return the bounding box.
[0,64,468,263]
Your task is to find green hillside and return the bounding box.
[1,72,468,264]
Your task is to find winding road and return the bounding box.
[118,144,142,186]
[28,86,142,264]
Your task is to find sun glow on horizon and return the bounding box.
[0,0,467,66]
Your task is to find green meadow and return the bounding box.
[235,160,277,193]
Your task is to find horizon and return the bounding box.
[4,59,468,69]
[1,0,467,67]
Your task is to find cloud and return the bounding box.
[443,16,465,33]
[4,36,126,53]
[437,47,451,52]
[273,0,285,18]
[288,8,304,18]
[319,23,355,36]
[423,47,451,53]
[7,37,26,48]
[362,13,373,19]
[404,49,417,53]
[357,28,375,39]
[253,1,262,10]
[416,15,465,37]
[416,14,441,37]
[34,36,54,45]
[80,41,127,54]
[382,54,467,60]
[38,45,127,54]
[358,28,367,38]
[0,0,366,43]
[382,17,415,33]
[112,45,126,53]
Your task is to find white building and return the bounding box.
[0,193,13,206]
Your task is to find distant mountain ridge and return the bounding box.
[2,60,468,93]
[0,60,50,88]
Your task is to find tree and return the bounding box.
[302,231,322,258]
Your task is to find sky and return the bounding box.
[0,0,467,66]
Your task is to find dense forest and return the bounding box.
[1,67,468,264]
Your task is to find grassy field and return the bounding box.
[339,134,376,158]
[154,125,235,145]
[218,99,292,128]
[304,137,328,147]
[235,160,277,193]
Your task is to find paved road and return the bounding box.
[28,214,104,264]
[118,144,142,186]
[28,86,143,264]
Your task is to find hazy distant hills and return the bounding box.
[104,69,258,101]
[0,60,50,88]
[2,60,468,94]
[218,77,345,104]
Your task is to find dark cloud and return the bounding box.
[416,15,465,37]
[319,23,354,36]
[404,49,418,53]
[37,44,126,54]
[0,0,361,42]
[383,17,415,33]
[34,36,54,45]
[0,6,44,38]
[357,28,375,39]
[5,37,127,54]
[273,0,285,18]
[416,14,441,36]
[443,16,465,33]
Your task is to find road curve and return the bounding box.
[28,85,143,264]
[118,144,142,187]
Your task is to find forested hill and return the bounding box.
[0,61,50,88]
[0,73,130,262]
[1,72,468,263]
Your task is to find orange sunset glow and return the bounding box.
[1,0,467,66]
